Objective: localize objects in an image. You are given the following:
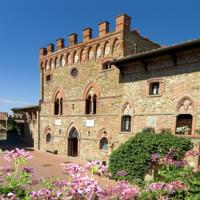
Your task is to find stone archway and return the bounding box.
[68,127,79,157]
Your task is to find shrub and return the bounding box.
[109,131,193,182]
[142,127,155,133]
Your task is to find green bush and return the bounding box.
[109,131,193,182]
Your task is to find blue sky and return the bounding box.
[0,0,200,114]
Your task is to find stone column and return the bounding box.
[90,99,94,114]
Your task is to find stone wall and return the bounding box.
[0,112,7,140]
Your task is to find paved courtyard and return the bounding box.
[0,140,115,186]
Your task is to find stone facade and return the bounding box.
[0,112,7,140]
[38,13,200,163]
[11,106,39,148]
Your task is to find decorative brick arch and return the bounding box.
[44,125,54,135]
[83,82,100,99]
[66,122,81,157]
[97,128,112,141]
[87,46,93,60]
[176,96,195,113]
[80,48,86,62]
[66,122,81,139]
[111,38,119,54]
[103,41,110,56]
[44,126,54,144]
[52,87,65,102]
[121,102,134,115]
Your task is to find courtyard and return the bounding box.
[0,140,115,187]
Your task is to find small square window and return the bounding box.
[102,61,112,70]
[46,74,53,82]
[149,82,159,95]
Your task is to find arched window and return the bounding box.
[121,115,131,132]
[100,137,108,150]
[86,95,91,114]
[85,94,97,114]
[46,133,51,143]
[84,83,100,115]
[93,94,97,114]
[54,92,63,115]
[60,98,63,115]
[54,98,59,115]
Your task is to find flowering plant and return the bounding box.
[176,126,190,134]
[0,149,140,200]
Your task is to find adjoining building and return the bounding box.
[38,13,200,163]
[0,112,8,140]
[11,105,39,147]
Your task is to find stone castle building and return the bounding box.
[38,14,200,162]
[0,112,8,140]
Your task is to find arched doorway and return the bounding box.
[176,114,193,135]
[68,127,78,157]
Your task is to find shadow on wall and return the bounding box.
[119,54,200,83]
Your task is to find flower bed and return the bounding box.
[0,148,200,199]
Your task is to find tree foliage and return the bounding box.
[109,131,193,182]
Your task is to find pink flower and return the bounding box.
[148,182,166,192]
[61,162,85,176]
[185,149,200,157]
[166,180,188,193]
[4,148,33,162]
[116,170,128,177]
[84,160,108,176]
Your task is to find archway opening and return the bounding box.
[68,127,78,157]
[176,114,193,135]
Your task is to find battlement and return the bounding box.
[40,14,131,58]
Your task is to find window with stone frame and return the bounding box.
[121,102,133,133]
[149,82,160,95]
[46,74,53,82]
[46,133,52,143]
[121,115,131,132]
[85,95,91,114]
[147,78,164,97]
[85,92,97,114]
[54,92,63,115]
[102,61,112,70]
[100,137,108,150]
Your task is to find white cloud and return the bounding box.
[0,99,32,105]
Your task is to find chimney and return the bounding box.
[40,47,47,58]
[56,38,64,50]
[82,27,92,42]
[68,33,77,46]
[99,21,109,37]
[115,14,131,32]
[47,43,54,54]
